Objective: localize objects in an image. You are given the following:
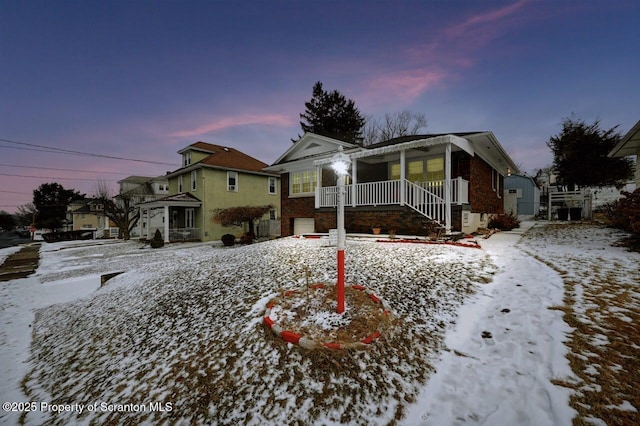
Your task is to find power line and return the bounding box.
[0,163,130,175]
[0,138,177,166]
[0,173,118,182]
[0,190,30,194]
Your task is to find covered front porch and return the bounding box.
[138,193,202,243]
[313,135,472,232]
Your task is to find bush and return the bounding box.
[488,212,520,231]
[609,189,640,235]
[239,233,253,245]
[221,234,235,246]
[150,229,164,248]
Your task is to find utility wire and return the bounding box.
[0,190,30,194]
[0,173,118,182]
[0,163,130,175]
[0,138,177,166]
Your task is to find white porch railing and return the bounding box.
[149,227,201,241]
[169,227,201,241]
[318,178,469,228]
[319,178,468,208]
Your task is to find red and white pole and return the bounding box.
[336,173,346,313]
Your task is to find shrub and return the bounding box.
[239,233,253,245]
[609,189,640,235]
[488,212,520,231]
[150,229,164,249]
[221,234,235,246]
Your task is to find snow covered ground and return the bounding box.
[1,223,638,425]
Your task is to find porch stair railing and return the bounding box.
[404,179,446,226]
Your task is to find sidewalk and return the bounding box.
[0,243,41,282]
[403,221,575,425]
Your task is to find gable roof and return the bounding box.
[170,142,275,176]
[609,119,640,157]
[269,133,359,167]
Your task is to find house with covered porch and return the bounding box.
[138,142,280,242]
[265,132,518,236]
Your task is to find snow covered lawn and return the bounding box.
[2,223,637,425]
[521,224,640,426]
[17,237,495,425]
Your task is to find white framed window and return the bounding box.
[191,170,197,191]
[227,171,238,192]
[268,176,277,194]
[269,208,277,220]
[492,169,501,197]
[183,152,191,167]
[290,170,316,195]
[426,157,444,182]
[178,175,183,193]
[408,160,424,182]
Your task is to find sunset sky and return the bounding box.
[1,0,638,213]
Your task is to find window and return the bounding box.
[269,208,277,220]
[178,175,183,193]
[191,170,197,191]
[183,152,191,166]
[492,169,501,197]
[390,163,400,180]
[268,176,277,194]
[227,171,238,192]
[290,170,316,195]
[426,157,444,181]
[408,160,424,182]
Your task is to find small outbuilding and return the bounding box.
[503,175,540,220]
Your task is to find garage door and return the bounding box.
[293,218,315,235]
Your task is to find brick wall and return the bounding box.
[316,206,436,236]
[280,173,316,236]
[469,156,504,214]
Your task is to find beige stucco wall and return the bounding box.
[169,167,280,241]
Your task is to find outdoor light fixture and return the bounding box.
[331,146,351,314]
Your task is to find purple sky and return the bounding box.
[1,0,638,213]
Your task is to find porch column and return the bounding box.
[138,207,144,239]
[146,208,151,240]
[314,165,321,209]
[163,205,170,243]
[351,159,357,207]
[400,149,406,205]
[444,143,452,233]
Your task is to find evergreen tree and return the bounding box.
[296,81,365,144]
[33,183,84,230]
[547,116,633,189]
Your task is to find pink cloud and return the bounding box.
[170,113,295,138]
[363,68,447,105]
[444,0,530,41]
[362,0,531,108]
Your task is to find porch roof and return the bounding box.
[140,192,202,209]
[609,119,640,157]
[312,134,474,166]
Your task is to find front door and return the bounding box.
[185,208,194,228]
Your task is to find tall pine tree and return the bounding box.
[296,81,365,144]
[547,116,633,189]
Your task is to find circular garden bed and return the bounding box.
[263,283,392,350]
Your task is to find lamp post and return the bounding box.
[331,146,351,314]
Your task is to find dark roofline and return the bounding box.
[365,132,485,149]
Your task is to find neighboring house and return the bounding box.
[117,175,169,238]
[139,142,281,242]
[609,119,640,188]
[504,175,541,220]
[265,132,519,236]
[67,199,117,237]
